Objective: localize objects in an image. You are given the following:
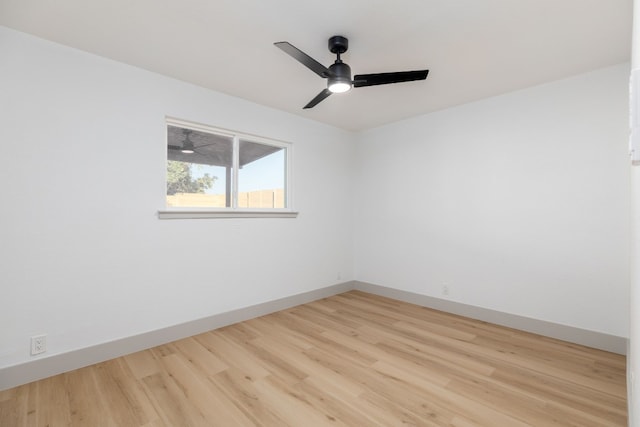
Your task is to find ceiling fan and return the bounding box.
[274,35,429,109]
[168,129,199,154]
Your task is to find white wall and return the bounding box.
[0,26,355,370]
[354,64,630,338]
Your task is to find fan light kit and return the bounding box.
[168,129,197,154]
[275,35,429,109]
[329,80,351,94]
[180,130,195,154]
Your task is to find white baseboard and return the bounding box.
[0,282,354,391]
[353,281,628,355]
[0,280,626,391]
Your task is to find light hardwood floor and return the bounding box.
[0,291,628,426]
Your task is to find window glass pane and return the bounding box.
[166,126,234,208]
[238,139,286,208]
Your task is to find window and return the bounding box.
[160,118,295,219]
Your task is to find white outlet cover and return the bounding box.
[31,335,47,355]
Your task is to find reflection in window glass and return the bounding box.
[166,126,233,207]
[165,121,290,209]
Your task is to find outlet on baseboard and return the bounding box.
[31,334,47,356]
[442,284,450,296]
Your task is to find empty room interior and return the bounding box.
[1,1,640,426]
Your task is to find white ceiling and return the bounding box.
[0,0,633,131]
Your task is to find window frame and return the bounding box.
[159,117,297,219]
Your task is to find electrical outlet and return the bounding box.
[31,334,47,356]
[442,284,450,296]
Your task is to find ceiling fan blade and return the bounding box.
[274,41,331,78]
[353,70,429,88]
[168,145,182,150]
[303,89,332,109]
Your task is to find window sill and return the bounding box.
[158,209,299,219]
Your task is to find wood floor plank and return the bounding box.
[167,336,229,377]
[209,367,288,427]
[92,358,156,426]
[355,389,446,427]
[220,330,309,386]
[490,364,628,419]
[251,375,348,427]
[194,331,271,382]
[0,382,37,427]
[292,377,382,426]
[0,291,627,426]
[253,336,367,399]
[243,315,316,351]
[66,366,117,427]
[141,372,208,427]
[156,353,254,426]
[36,395,72,427]
[123,349,161,380]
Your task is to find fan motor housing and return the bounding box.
[329,61,351,80]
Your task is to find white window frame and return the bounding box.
[158,117,297,219]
